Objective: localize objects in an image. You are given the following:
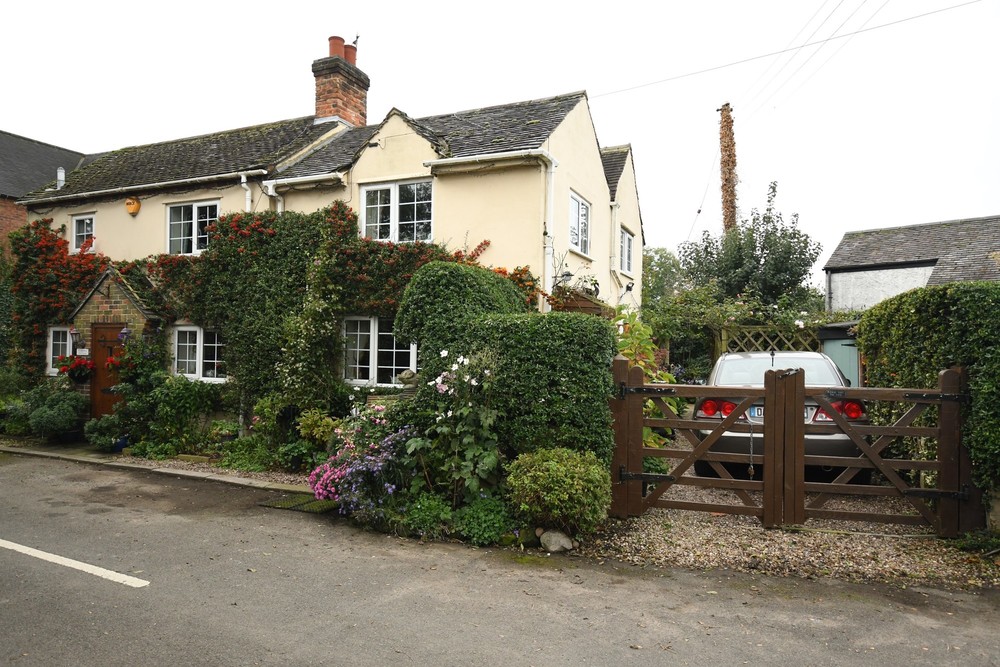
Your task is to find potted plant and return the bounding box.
[58,354,96,383]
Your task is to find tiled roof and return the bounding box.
[19,117,332,204]
[416,91,586,158]
[824,215,1000,284]
[280,92,588,180]
[277,126,379,179]
[19,91,589,204]
[0,131,85,198]
[600,145,630,200]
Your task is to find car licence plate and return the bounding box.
[748,406,814,419]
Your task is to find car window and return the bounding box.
[715,357,842,386]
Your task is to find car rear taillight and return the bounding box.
[696,399,738,418]
[814,400,866,421]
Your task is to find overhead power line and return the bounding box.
[591,0,982,99]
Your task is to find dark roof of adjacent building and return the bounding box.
[0,131,86,198]
[600,145,630,201]
[19,91,594,206]
[19,118,333,205]
[824,215,1000,284]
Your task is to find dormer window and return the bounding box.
[361,181,432,242]
[168,201,218,255]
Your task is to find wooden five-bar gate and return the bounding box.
[609,356,986,537]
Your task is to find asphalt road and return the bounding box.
[1,452,998,666]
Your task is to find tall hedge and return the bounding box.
[466,312,617,463]
[856,282,1000,488]
[395,261,527,353]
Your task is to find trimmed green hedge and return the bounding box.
[395,261,527,353]
[856,282,1000,489]
[465,313,617,463]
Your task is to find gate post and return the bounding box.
[937,367,986,536]
[610,355,644,518]
[762,370,781,527]
[784,370,806,526]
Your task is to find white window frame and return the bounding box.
[167,200,219,255]
[342,316,417,386]
[172,326,227,383]
[46,327,73,376]
[619,228,635,275]
[71,214,95,254]
[360,180,433,243]
[569,192,591,256]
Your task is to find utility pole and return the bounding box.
[718,102,738,232]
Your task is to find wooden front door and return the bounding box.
[90,324,124,418]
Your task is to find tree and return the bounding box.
[640,247,683,311]
[678,181,820,307]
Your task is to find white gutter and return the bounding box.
[261,172,346,214]
[424,149,559,311]
[609,202,625,302]
[19,169,269,207]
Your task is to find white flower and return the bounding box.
[440,350,449,358]
[457,355,466,364]
[794,319,805,329]
[470,378,479,386]
[451,363,459,371]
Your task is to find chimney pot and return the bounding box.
[344,43,357,66]
[328,35,345,59]
[57,167,66,190]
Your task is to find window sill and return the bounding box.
[568,247,593,262]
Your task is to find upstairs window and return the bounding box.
[569,192,591,256]
[168,201,218,255]
[173,326,226,381]
[619,229,635,274]
[361,181,432,242]
[343,316,416,386]
[71,214,94,253]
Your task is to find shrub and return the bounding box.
[395,261,527,355]
[84,413,127,452]
[0,397,31,435]
[464,312,617,463]
[275,439,323,472]
[506,447,611,536]
[403,352,502,506]
[308,408,413,515]
[218,434,274,472]
[454,496,517,546]
[402,492,453,539]
[27,381,89,439]
[856,282,1000,488]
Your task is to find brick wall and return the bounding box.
[72,278,151,344]
[0,197,27,257]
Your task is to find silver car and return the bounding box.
[693,351,868,481]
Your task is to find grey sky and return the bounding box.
[4,0,996,285]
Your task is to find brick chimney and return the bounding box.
[312,35,370,127]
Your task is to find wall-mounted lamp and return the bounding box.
[554,270,574,288]
[625,282,634,293]
[69,326,84,348]
[118,324,132,342]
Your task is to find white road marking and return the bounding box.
[0,538,150,588]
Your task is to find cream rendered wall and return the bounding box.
[611,151,643,309]
[545,101,616,299]
[33,183,270,261]
[282,113,549,272]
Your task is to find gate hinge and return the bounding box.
[902,392,968,403]
[619,383,678,400]
[903,484,970,501]
[618,466,675,485]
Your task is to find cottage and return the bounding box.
[16,34,645,411]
